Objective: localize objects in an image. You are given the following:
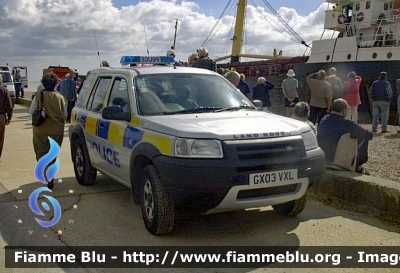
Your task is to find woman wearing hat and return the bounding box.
[282,69,299,117]
[253,77,274,111]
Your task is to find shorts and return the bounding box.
[284,97,299,107]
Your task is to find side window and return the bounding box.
[356,3,360,11]
[107,77,130,113]
[384,3,389,10]
[366,1,371,9]
[86,77,112,112]
[76,73,96,108]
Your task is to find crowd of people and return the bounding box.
[281,68,397,175]
[211,61,397,175]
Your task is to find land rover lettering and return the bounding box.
[233,132,291,139]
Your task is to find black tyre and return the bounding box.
[72,137,97,185]
[140,165,175,235]
[272,194,307,217]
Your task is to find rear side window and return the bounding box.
[76,73,96,108]
[86,77,112,112]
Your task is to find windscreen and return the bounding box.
[134,73,254,115]
[0,72,12,83]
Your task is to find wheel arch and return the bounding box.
[129,142,163,205]
[69,124,97,185]
[69,125,88,161]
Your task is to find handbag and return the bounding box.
[32,92,45,126]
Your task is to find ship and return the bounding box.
[217,0,400,122]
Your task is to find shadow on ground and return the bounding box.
[1,173,400,272]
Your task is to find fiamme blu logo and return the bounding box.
[28,137,62,228]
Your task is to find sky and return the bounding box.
[0,0,332,86]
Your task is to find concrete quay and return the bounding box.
[13,97,400,224]
[311,171,400,224]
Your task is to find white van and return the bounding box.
[0,71,16,106]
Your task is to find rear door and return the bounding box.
[12,66,28,88]
[84,76,113,170]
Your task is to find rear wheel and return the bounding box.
[72,137,97,185]
[272,194,307,216]
[140,165,175,235]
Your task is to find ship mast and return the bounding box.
[213,0,294,63]
[173,18,181,50]
[231,0,246,63]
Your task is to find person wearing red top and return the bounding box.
[342,71,362,122]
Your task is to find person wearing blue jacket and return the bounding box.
[58,72,76,123]
[371,71,393,133]
[253,77,274,111]
[238,73,251,98]
[370,71,392,133]
[318,99,373,174]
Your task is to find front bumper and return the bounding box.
[153,144,325,212]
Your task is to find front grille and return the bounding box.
[236,143,303,160]
[237,184,298,200]
[224,137,306,173]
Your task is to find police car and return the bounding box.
[69,55,325,235]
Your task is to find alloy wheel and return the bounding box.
[143,179,155,222]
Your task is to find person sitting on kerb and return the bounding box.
[317,99,373,174]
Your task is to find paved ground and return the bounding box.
[1,105,400,273]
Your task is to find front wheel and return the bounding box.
[272,194,307,216]
[72,137,97,185]
[140,165,175,235]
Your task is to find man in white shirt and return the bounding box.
[282,69,299,117]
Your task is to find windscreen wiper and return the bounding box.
[215,105,256,112]
[164,107,223,115]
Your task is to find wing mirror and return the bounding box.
[252,100,263,111]
[102,106,131,122]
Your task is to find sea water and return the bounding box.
[27,81,41,92]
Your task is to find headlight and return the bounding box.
[301,130,318,151]
[174,138,223,158]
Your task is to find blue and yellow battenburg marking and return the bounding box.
[120,55,175,66]
[76,112,173,158]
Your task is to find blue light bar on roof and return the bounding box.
[120,55,175,65]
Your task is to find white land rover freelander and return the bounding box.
[69,56,325,235]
